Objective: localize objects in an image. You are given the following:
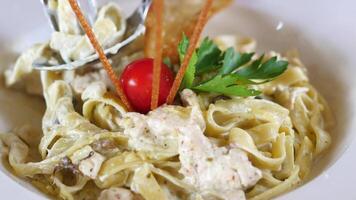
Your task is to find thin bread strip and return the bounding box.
[144,0,232,63]
[150,0,164,110]
[166,0,213,104]
[68,0,133,111]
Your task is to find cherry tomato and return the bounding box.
[120,58,174,114]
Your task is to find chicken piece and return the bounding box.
[78,152,105,179]
[119,90,205,159]
[120,106,185,159]
[144,0,233,63]
[120,89,261,199]
[178,124,262,200]
[178,91,262,200]
[70,145,105,179]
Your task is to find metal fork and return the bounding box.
[34,0,151,71]
[40,0,98,31]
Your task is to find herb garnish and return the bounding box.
[178,34,289,97]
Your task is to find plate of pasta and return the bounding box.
[0,0,356,200]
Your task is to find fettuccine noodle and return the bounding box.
[0,1,332,200]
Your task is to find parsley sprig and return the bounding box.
[178,34,289,97]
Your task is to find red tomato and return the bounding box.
[120,58,174,114]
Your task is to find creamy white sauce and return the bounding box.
[119,108,181,158]
[178,116,261,200]
[81,82,107,101]
[98,187,135,200]
[119,90,262,199]
[68,70,111,95]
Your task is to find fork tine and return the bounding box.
[41,0,98,31]
[40,0,60,31]
[88,0,98,13]
[125,0,152,36]
[77,0,97,26]
[34,0,151,71]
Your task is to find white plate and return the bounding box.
[0,0,356,199]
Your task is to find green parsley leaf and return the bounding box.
[181,54,197,88]
[178,34,190,60]
[193,74,261,97]
[236,55,288,80]
[177,35,289,98]
[219,47,254,75]
[195,37,222,75]
[178,34,197,88]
